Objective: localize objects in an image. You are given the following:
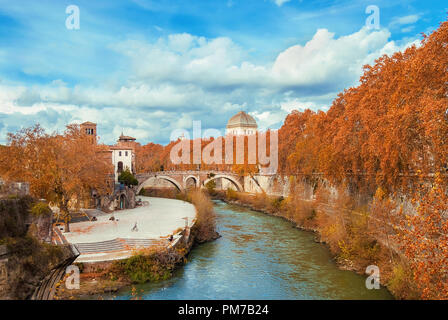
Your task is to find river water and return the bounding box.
[111,200,392,300]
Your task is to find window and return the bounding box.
[125,151,128,157]
[119,151,122,156]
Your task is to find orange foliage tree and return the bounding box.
[279,18,448,195]
[135,133,269,176]
[0,124,113,231]
[396,173,448,299]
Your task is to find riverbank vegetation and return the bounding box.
[110,246,188,284]
[190,190,219,243]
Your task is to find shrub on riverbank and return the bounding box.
[110,246,185,284]
[190,190,219,243]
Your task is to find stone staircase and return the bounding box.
[74,238,168,255]
[75,239,125,254]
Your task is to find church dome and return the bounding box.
[226,111,258,129]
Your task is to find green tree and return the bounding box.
[118,169,138,187]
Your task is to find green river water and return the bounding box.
[110,200,393,300]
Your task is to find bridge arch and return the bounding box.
[137,175,183,194]
[184,175,199,189]
[203,175,244,192]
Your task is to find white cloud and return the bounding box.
[251,110,287,130]
[271,27,414,88]
[274,0,291,7]
[389,14,421,33]
[401,26,415,33]
[392,14,420,26]
[111,27,417,92]
[0,27,420,144]
[280,99,319,113]
[110,34,269,88]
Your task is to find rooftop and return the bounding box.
[226,111,258,129]
[118,134,136,141]
[80,121,96,126]
[109,146,134,150]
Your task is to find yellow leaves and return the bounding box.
[3,124,112,213]
[397,173,448,299]
[374,186,386,201]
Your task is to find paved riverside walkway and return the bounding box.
[62,196,196,263]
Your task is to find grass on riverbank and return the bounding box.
[110,245,188,284]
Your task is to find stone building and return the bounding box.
[80,121,137,210]
[116,134,137,149]
[112,134,137,181]
[80,121,97,143]
[80,122,137,182]
[225,111,258,135]
[110,146,134,181]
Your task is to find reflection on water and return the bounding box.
[109,200,393,300]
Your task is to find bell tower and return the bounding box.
[80,121,97,144]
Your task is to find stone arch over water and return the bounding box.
[203,175,243,192]
[184,175,199,189]
[137,175,183,194]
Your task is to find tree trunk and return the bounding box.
[64,217,70,233]
[60,199,70,233]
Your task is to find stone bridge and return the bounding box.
[136,171,246,193]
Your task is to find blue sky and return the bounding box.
[0,0,446,145]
